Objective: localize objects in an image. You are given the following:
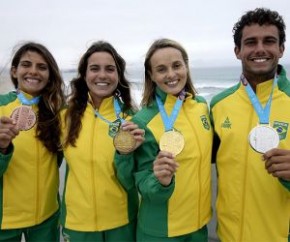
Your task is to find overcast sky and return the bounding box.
[1,0,290,70]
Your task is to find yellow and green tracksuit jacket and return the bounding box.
[0,91,60,229]
[210,65,290,242]
[124,88,212,237]
[61,96,138,232]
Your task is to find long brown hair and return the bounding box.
[142,38,197,106]
[64,41,135,147]
[10,42,65,153]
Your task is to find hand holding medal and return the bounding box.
[95,97,145,154]
[113,121,145,154]
[153,151,179,186]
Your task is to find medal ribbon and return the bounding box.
[17,91,40,106]
[242,74,278,124]
[94,97,124,126]
[156,90,185,132]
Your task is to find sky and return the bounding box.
[1,0,290,70]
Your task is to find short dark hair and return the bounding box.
[233,8,286,48]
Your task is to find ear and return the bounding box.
[10,66,17,78]
[234,46,241,60]
[279,44,285,58]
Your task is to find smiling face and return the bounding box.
[11,51,50,96]
[235,24,284,83]
[85,51,119,108]
[149,47,188,96]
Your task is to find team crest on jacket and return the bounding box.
[273,121,288,140]
[200,115,210,130]
[109,119,121,137]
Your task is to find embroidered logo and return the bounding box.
[200,115,210,130]
[273,121,288,140]
[109,119,121,137]
[221,117,231,129]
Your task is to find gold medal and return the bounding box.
[10,106,37,131]
[113,129,136,153]
[159,130,184,156]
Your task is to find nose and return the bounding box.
[98,69,107,79]
[28,65,38,75]
[255,41,266,53]
[166,68,176,79]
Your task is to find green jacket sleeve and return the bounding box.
[114,152,136,191]
[279,178,290,191]
[134,122,175,203]
[0,144,14,176]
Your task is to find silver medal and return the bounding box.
[248,125,279,153]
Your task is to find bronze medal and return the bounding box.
[248,125,279,153]
[113,129,136,153]
[159,130,185,156]
[10,106,37,131]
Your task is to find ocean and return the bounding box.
[62,65,243,105]
[2,65,290,102]
[61,64,290,106]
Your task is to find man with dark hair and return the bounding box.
[210,8,290,242]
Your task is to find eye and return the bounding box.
[264,38,278,45]
[20,61,31,68]
[89,65,100,72]
[38,64,48,71]
[156,67,166,73]
[173,62,182,69]
[106,65,116,73]
[244,39,256,46]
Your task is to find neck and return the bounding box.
[244,71,276,93]
[88,92,102,109]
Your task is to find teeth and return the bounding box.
[95,82,108,86]
[26,78,39,83]
[166,80,178,85]
[253,58,267,63]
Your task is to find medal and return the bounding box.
[159,130,185,156]
[113,129,136,153]
[10,106,37,131]
[156,90,186,156]
[242,74,280,153]
[248,125,279,153]
[94,96,137,152]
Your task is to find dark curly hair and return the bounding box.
[233,8,286,49]
[10,42,65,153]
[64,40,136,147]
